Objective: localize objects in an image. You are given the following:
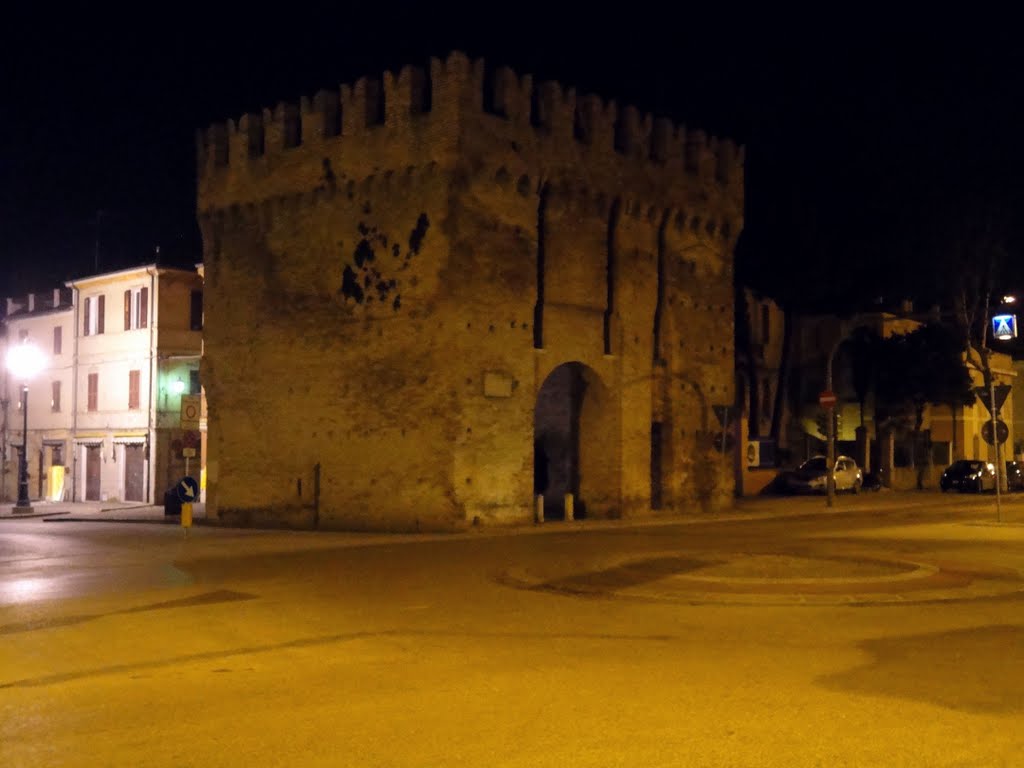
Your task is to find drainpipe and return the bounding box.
[145,268,157,504]
[69,281,81,502]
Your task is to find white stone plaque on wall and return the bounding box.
[483,371,514,398]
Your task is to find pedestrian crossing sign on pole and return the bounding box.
[992,314,1017,340]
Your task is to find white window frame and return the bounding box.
[128,287,146,330]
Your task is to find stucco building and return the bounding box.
[0,290,75,502]
[1,265,203,504]
[197,52,744,530]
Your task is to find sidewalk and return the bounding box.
[0,499,205,523]
[3,489,1021,528]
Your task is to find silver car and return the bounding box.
[786,455,863,494]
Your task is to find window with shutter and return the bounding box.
[124,287,149,330]
[128,370,140,409]
[87,373,98,411]
[97,295,105,334]
[52,381,61,412]
[53,326,62,355]
[84,297,92,336]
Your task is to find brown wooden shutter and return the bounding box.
[128,370,140,409]
[53,326,62,355]
[87,373,98,411]
[52,381,61,412]
[97,295,105,334]
[124,290,131,330]
[83,297,91,336]
[140,286,148,328]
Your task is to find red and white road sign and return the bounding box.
[818,390,838,409]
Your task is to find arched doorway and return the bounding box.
[534,362,617,520]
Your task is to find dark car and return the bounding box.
[939,460,996,493]
[1006,461,1024,491]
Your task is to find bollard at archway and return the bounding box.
[564,493,574,521]
[535,495,544,523]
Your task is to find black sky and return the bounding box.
[2,7,1022,307]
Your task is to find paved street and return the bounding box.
[2,492,1024,767]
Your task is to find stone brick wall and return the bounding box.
[197,51,743,530]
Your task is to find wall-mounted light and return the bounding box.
[1003,295,1017,305]
[170,378,186,395]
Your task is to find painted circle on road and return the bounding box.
[501,551,1024,607]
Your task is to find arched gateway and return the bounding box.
[534,362,618,520]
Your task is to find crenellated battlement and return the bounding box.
[197,51,744,212]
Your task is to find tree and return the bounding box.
[875,324,974,486]
[847,326,882,430]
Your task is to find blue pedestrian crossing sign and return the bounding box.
[992,314,1017,340]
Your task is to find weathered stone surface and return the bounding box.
[197,52,743,531]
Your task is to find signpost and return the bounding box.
[176,476,199,534]
[974,382,1012,522]
[819,390,838,507]
[180,395,201,430]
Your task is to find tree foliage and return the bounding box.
[876,324,974,435]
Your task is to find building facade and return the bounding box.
[1,265,203,505]
[197,52,744,530]
[0,290,75,502]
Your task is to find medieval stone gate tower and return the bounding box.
[197,52,743,530]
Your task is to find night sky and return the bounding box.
[3,8,1022,310]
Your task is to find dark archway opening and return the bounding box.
[535,359,623,521]
[534,363,586,520]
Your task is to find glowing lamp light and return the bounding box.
[6,342,45,380]
[170,378,186,395]
[1003,295,1017,304]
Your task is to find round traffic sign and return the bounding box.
[818,390,838,409]
[981,419,1009,446]
[176,476,200,503]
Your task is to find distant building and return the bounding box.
[735,298,1016,493]
[197,52,745,530]
[1,265,203,504]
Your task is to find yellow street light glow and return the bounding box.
[170,378,186,395]
[1003,295,1016,304]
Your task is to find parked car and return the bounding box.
[1006,461,1024,491]
[785,455,863,494]
[939,460,997,493]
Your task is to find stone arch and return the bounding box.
[534,361,618,520]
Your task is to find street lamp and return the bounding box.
[6,341,45,513]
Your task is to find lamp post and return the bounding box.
[6,341,45,514]
[824,337,844,508]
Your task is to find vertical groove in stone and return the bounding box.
[653,209,669,362]
[603,199,621,355]
[533,183,549,349]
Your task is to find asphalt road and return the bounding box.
[2,492,1024,767]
